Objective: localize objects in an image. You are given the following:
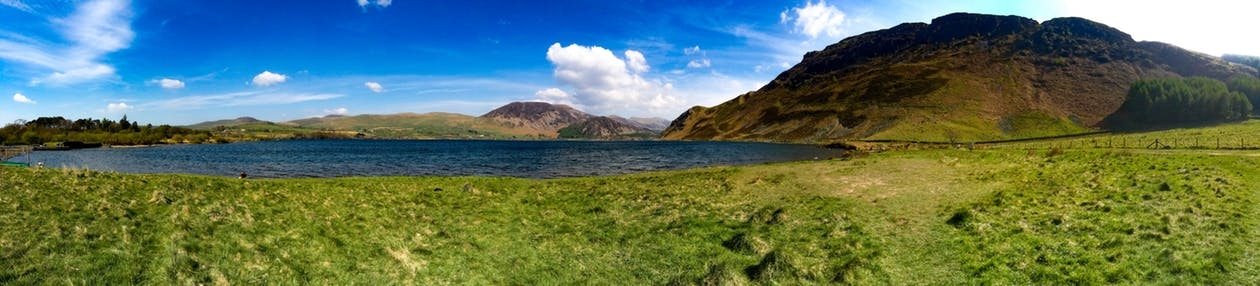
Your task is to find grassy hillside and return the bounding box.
[2,146,1258,283]
[663,13,1256,143]
[285,113,548,139]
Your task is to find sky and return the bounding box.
[0,0,1256,126]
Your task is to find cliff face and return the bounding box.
[662,13,1256,143]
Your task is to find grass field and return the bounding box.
[987,119,1260,150]
[7,119,1260,284]
[3,144,1257,284]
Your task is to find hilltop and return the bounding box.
[186,102,668,140]
[480,102,661,140]
[662,13,1257,143]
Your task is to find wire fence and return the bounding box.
[857,135,1260,152]
[1,146,33,161]
[985,136,1260,150]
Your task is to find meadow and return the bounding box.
[2,137,1258,284]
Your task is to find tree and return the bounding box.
[1228,75,1260,114]
[1103,77,1252,130]
[119,115,132,131]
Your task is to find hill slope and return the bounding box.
[481,101,662,139]
[662,13,1257,143]
[558,116,658,139]
[186,117,267,130]
[284,112,545,139]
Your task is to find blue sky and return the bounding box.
[1,0,1256,125]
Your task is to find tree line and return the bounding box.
[1224,54,1260,71]
[0,116,211,146]
[1104,76,1255,130]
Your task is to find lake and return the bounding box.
[22,140,845,178]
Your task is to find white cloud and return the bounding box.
[107,102,132,112]
[364,81,384,93]
[625,50,650,73]
[252,71,287,87]
[12,93,35,104]
[684,46,702,55]
[0,0,134,85]
[782,0,846,39]
[357,0,391,9]
[534,88,573,105]
[687,59,712,69]
[544,43,679,116]
[150,78,185,89]
[325,107,349,115]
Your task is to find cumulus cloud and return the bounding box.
[325,107,349,115]
[107,102,132,112]
[252,71,287,87]
[540,43,678,116]
[0,0,134,85]
[150,78,185,89]
[625,50,650,73]
[535,88,572,104]
[12,93,35,104]
[781,0,846,39]
[364,81,384,93]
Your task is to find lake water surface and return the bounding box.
[24,140,844,178]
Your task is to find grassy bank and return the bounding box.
[1,148,1257,284]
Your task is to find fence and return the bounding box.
[855,134,1260,152]
[1,146,33,161]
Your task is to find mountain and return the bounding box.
[558,116,658,140]
[662,13,1257,143]
[613,116,671,131]
[186,117,267,130]
[480,102,592,133]
[479,101,664,139]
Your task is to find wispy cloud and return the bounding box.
[0,0,134,85]
[357,0,392,11]
[0,0,33,13]
[12,93,35,104]
[325,107,349,115]
[146,91,344,110]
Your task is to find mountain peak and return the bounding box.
[481,101,592,132]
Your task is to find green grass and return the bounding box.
[991,119,1260,150]
[2,148,1259,284]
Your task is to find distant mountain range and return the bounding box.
[662,13,1258,143]
[188,102,668,140]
